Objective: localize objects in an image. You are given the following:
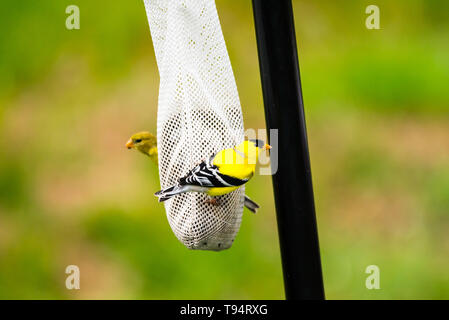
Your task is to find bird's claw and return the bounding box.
[204,198,220,206]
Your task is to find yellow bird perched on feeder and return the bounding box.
[126,132,265,213]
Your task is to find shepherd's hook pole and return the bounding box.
[252,0,325,300]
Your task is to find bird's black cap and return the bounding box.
[249,139,265,148]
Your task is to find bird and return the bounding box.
[126,131,158,162]
[154,139,270,209]
[126,132,263,213]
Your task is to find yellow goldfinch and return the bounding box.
[126,131,158,162]
[154,139,270,206]
[126,132,262,213]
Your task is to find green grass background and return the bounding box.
[0,0,448,299]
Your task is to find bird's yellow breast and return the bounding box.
[212,147,257,180]
[206,186,239,196]
[148,146,158,163]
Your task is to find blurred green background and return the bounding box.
[0,0,448,299]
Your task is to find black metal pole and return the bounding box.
[252,0,325,299]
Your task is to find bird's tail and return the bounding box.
[154,184,188,202]
[244,195,259,214]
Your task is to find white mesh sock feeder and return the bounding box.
[143,0,245,251]
[142,0,325,298]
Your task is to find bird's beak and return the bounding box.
[126,139,134,149]
[263,144,272,150]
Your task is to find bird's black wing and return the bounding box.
[178,155,248,188]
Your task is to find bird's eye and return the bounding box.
[134,139,142,143]
[249,139,264,148]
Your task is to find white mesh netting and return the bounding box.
[143,0,245,251]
